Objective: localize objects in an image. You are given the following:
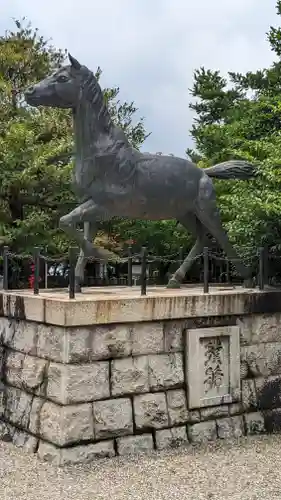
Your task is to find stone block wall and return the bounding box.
[1,313,281,465]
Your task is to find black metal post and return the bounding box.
[263,245,268,286]
[3,246,9,290]
[128,246,133,286]
[33,247,40,295]
[115,263,120,286]
[44,247,48,289]
[226,259,230,283]
[218,262,223,283]
[141,246,147,296]
[69,246,76,299]
[102,262,107,285]
[211,258,216,281]
[259,247,264,291]
[203,246,209,293]
[179,246,184,265]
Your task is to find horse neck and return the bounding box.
[73,84,131,165]
[73,99,103,163]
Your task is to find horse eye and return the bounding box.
[57,75,68,83]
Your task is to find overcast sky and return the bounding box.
[1,0,278,156]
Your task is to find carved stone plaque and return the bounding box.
[186,326,240,409]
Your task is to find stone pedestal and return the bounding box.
[0,285,281,464]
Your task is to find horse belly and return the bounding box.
[83,180,196,220]
[120,193,193,220]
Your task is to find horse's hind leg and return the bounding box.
[194,176,252,284]
[75,221,97,292]
[167,214,209,288]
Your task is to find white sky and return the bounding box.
[1,0,278,156]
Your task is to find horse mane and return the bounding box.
[74,67,114,163]
[79,67,112,129]
[73,65,136,186]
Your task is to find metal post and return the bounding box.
[179,246,184,265]
[203,246,209,293]
[115,263,120,286]
[3,246,9,290]
[44,247,48,289]
[33,247,40,295]
[258,246,264,290]
[263,245,268,286]
[128,246,133,286]
[68,246,76,299]
[226,259,230,283]
[212,258,216,282]
[218,261,222,283]
[141,246,147,296]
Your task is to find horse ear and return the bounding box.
[68,53,81,70]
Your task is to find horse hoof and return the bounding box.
[167,279,181,289]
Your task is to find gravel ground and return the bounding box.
[1,435,281,500]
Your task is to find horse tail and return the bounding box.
[204,160,255,180]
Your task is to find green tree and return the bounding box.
[0,19,70,254]
[187,0,281,257]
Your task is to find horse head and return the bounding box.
[25,54,85,109]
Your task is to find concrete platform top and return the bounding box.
[0,285,280,326]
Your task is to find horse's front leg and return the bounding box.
[59,199,110,290]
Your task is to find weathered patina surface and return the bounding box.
[25,54,255,290]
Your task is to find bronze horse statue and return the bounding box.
[25,54,254,290]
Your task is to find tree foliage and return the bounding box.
[187,0,281,257]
